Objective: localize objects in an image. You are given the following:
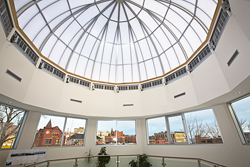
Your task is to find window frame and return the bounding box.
[96,119,137,146]
[0,103,28,150]
[146,108,223,145]
[228,94,250,145]
[32,114,87,148]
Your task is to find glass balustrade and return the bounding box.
[23,154,226,167]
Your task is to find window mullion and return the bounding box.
[61,117,67,147]
[165,116,172,144]
[181,113,189,144]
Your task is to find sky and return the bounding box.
[97,120,136,135]
[37,115,86,132]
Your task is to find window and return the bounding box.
[64,117,86,146]
[0,104,27,149]
[184,109,223,144]
[96,120,136,145]
[147,117,168,144]
[33,115,87,147]
[147,108,223,145]
[229,95,250,144]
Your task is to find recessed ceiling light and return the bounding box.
[7,101,13,104]
[236,91,243,94]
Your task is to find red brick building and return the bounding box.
[33,120,65,147]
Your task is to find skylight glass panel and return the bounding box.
[164,21,182,40]
[129,18,145,40]
[33,26,50,49]
[166,9,189,35]
[90,15,107,38]
[23,14,46,41]
[84,60,94,79]
[109,65,116,83]
[172,0,195,14]
[124,65,132,82]
[195,8,213,29]
[134,42,143,62]
[75,56,88,76]
[41,35,57,57]
[76,7,100,27]
[101,2,116,19]
[131,43,138,64]
[68,29,84,49]
[18,5,39,29]
[95,42,105,62]
[42,0,69,23]
[37,0,58,10]
[75,34,88,53]
[138,11,159,33]
[102,43,113,63]
[180,36,193,58]
[197,0,217,18]
[191,20,207,41]
[144,0,168,17]
[152,28,171,52]
[123,44,132,64]
[49,40,67,63]
[132,64,139,82]
[139,63,147,81]
[123,3,136,21]
[110,3,119,21]
[89,40,100,60]
[160,54,171,72]
[153,58,163,76]
[170,5,192,26]
[105,21,117,43]
[67,53,79,73]
[68,0,92,9]
[184,26,202,52]
[173,43,186,64]
[60,21,81,45]
[81,35,98,58]
[117,65,123,83]
[119,3,127,22]
[125,1,141,17]
[58,48,72,69]
[166,48,179,69]
[120,23,130,44]
[139,39,152,60]
[100,63,110,82]
[14,0,32,11]
[48,11,71,30]
[145,60,156,79]
[54,18,74,37]
[92,62,101,81]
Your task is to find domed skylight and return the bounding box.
[14,0,218,83]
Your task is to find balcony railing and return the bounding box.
[23,154,226,167]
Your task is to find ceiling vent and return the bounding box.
[123,104,134,107]
[6,70,22,82]
[227,50,239,67]
[174,92,186,99]
[70,99,82,103]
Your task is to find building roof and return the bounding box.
[67,134,84,140]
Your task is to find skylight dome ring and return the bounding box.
[14,0,218,83]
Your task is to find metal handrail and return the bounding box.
[23,154,227,167]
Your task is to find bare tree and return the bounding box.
[205,120,220,138]
[0,105,24,148]
[185,115,207,144]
